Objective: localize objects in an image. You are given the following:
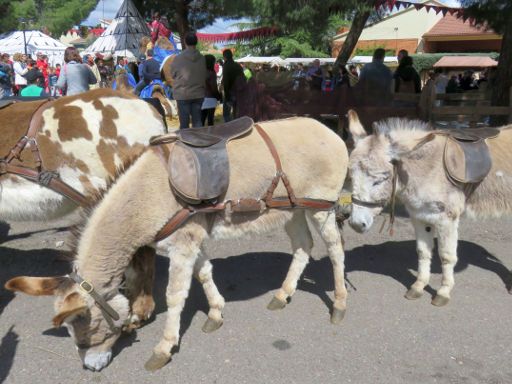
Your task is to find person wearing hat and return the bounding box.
[20,66,49,97]
[169,31,206,128]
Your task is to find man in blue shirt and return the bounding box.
[134,49,161,96]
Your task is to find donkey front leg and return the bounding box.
[194,254,225,333]
[432,218,459,307]
[308,210,347,324]
[405,218,435,300]
[268,210,313,311]
[124,245,156,331]
[145,222,208,371]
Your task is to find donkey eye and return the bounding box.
[372,178,387,186]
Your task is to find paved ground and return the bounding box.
[1,212,512,384]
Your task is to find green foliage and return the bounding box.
[354,46,395,56]
[460,0,512,34]
[410,52,500,73]
[1,0,98,35]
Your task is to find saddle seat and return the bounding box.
[150,116,254,204]
[440,127,500,185]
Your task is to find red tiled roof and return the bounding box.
[424,14,496,37]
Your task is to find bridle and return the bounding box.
[351,161,399,235]
[68,272,123,332]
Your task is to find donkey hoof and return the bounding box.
[431,294,450,307]
[144,353,170,372]
[267,297,287,311]
[202,317,223,333]
[405,288,423,300]
[330,308,346,324]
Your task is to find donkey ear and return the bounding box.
[347,109,367,143]
[5,276,69,296]
[52,292,88,327]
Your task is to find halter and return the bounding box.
[351,161,399,235]
[68,272,122,332]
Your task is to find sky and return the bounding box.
[82,0,461,29]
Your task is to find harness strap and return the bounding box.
[255,124,298,206]
[68,272,120,326]
[0,162,88,206]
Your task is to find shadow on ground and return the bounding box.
[1,239,510,371]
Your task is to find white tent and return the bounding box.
[0,30,68,66]
[83,0,150,59]
[236,55,287,66]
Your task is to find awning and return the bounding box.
[433,56,498,68]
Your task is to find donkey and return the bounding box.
[1,88,169,330]
[6,117,349,371]
[347,110,512,306]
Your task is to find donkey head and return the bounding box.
[347,110,400,233]
[5,275,130,371]
[347,110,433,233]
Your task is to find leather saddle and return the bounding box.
[440,127,500,186]
[150,116,254,204]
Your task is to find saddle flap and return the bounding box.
[443,136,493,185]
[169,141,230,204]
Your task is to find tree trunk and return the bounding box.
[175,0,190,48]
[490,11,512,126]
[334,9,371,67]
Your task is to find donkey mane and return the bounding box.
[69,151,148,254]
[374,118,431,136]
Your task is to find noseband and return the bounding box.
[351,161,399,235]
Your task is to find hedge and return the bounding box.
[410,52,500,73]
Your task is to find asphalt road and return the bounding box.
[1,212,511,384]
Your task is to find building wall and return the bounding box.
[332,38,419,57]
[332,2,443,57]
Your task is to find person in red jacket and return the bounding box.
[149,12,171,44]
[36,53,49,91]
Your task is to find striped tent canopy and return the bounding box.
[83,0,150,59]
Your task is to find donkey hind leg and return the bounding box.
[405,219,435,300]
[145,221,208,372]
[268,210,313,311]
[194,254,225,333]
[307,210,347,324]
[124,245,156,331]
[432,218,459,307]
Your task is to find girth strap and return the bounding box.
[0,162,88,206]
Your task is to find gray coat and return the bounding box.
[170,48,206,101]
[56,62,97,96]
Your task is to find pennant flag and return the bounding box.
[196,27,279,44]
[441,8,448,16]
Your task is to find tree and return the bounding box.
[331,0,387,67]
[132,0,252,46]
[0,0,98,35]
[461,0,512,125]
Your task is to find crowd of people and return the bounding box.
[0,35,493,129]
[0,47,112,98]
